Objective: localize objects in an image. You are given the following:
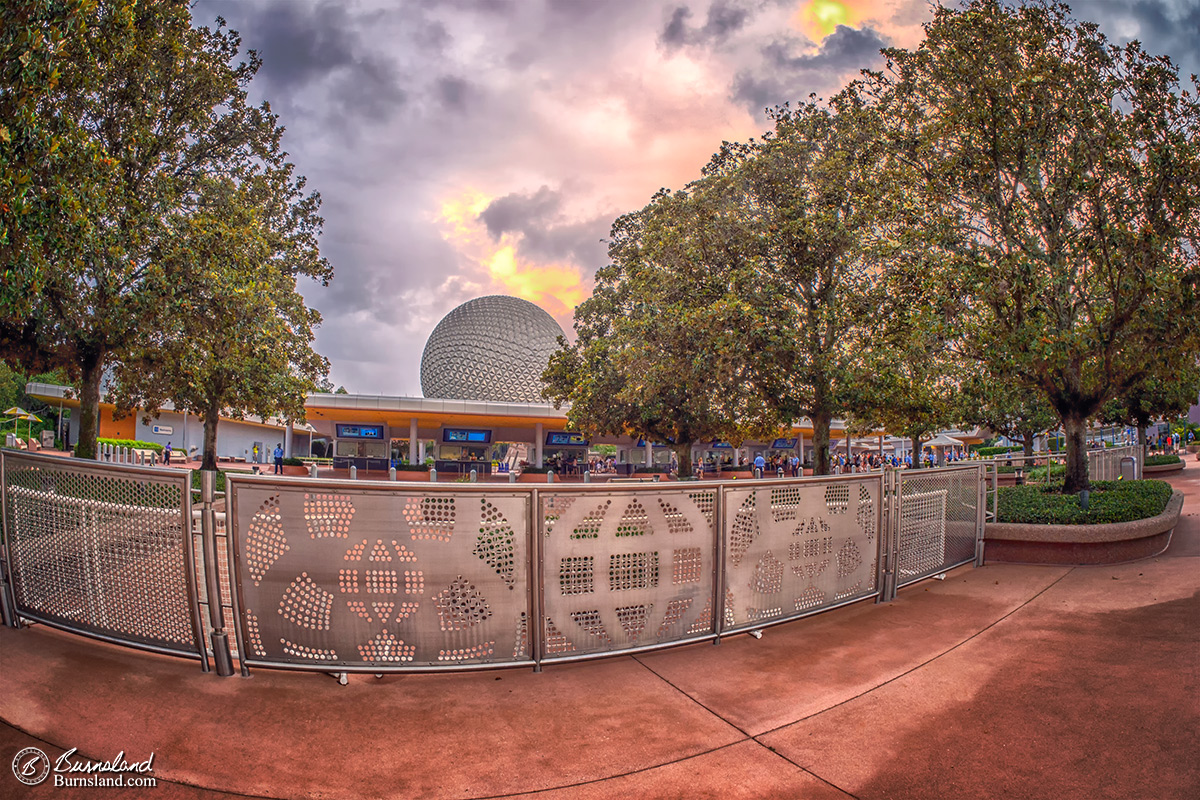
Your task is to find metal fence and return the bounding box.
[1,452,1000,676]
[0,450,206,663]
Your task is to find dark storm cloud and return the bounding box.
[660,1,752,49]
[1072,0,1200,80]
[479,188,610,277]
[732,24,889,115]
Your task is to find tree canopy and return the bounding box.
[866,0,1200,491]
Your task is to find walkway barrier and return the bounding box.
[0,450,207,666]
[1,453,1004,676]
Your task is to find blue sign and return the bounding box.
[709,441,734,449]
[336,424,384,439]
[546,432,589,447]
[443,428,492,444]
[772,438,798,449]
[635,439,670,449]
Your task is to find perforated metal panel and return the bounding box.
[896,466,981,587]
[538,486,718,660]
[722,476,881,631]
[1,451,200,656]
[229,478,532,669]
[1088,445,1140,481]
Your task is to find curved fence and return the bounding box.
[0,451,995,676]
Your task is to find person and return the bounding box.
[253,444,260,463]
[753,452,766,474]
[273,443,284,474]
[163,442,172,466]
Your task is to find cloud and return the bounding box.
[660,1,752,49]
[732,23,889,114]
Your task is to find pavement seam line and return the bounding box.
[753,568,1077,739]
[753,742,863,800]
[630,651,755,738]
[0,717,281,800]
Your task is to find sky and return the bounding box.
[190,0,1200,397]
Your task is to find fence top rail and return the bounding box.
[1,448,190,485]
[224,470,888,496]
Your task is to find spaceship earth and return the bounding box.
[420,295,567,403]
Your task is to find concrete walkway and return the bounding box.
[2,469,1197,799]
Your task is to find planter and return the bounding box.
[517,472,551,483]
[983,491,1183,565]
[1143,461,1185,475]
[281,465,309,477]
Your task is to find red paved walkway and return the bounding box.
[2,469,1197,799]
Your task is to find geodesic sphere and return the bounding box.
[420,295,566,402]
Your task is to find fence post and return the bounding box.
[469,468,477,483]
[389,467,396,481]
[309,463,318,478]
[0,452,18,628]
[349,465,357,481]
[975,464,987,567]
[200,469,234,676]
[429,467,437,483]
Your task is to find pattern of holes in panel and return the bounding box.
[278,574,335,630]
[404,570,425,595]
[609,552,659,591]
[280,638,337,661]
[433,576,491,631]
[724,479,882,631]
[616,500,649,536]
[728,493,759,566]
[657,598,693,638]
[689,491,716,525]
[686,596,714,635]
[513,612,528,658]
[542,496,575,535]
[439,642,495,662]
[616,604,651,643]
[656,498,692,535]
[559,556,594,595]
[835,582,863,601]
[836,540,863,578]
[751,551,784,595]
[475,500,516,588]
[304,494,355,538]
[572,501,610,539]
[671,547,703,584]
[897,489,947,578]
[544,617,576,654]
[358,630,416,662]
[4,465,195,650]
[857,484,876,541]
[247,495,288,585]
[770,487,803,522]
[365,570,399,594]
[570,609,612,644]
[246,610,266,657]
[824,484,850,514]
[404,497,456,542]
[796,586,826,611]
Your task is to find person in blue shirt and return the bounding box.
[273,443,284,474]
[753,453,766,474]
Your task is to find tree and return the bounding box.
[958,370,1058,457]
[6,1,292,459]
[868,0,1200,492]
[111,161,331,471]
[701,93,893,475]
[543,186,771,478]
[1100,365,1200,464]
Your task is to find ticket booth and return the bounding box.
[333,423,389,471]
[544,431,589,475]
[436,428,493,476]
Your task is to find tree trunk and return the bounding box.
[1137,422,1148,466]
[201,403,220,472]
[673,442,693,479]
[1020,431,1035,459]
[910,435,924,467]
[74,355,104,460]
[1062,412,1090,493]
[811,410,832,476]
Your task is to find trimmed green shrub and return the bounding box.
[282,457,305,467]
[1144,454,1181,467]
[394,463,430,472]
[975,445,1023,458]
[97,438,164,454]
[997,480,1173,525]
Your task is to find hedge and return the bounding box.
[97,438,164,454]
[997,480,1173,525]
[975,445,1024,458]
[394,463,430,472]
[1144,454,1181,467]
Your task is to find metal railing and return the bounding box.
[1,451,1006,676]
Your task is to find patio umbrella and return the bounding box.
[3,407,28,436]
[20,412,42,442]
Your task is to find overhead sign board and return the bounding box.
[152,425,173,436]
[336,424,384,439]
